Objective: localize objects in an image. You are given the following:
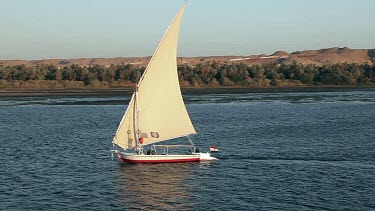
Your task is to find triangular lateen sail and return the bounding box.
[113,4,196,150]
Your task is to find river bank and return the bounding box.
[1,86,374,97]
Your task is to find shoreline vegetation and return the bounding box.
[1,61,374,97]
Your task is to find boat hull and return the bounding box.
[115,151,217,163]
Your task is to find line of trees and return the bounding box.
[0,61,374,88]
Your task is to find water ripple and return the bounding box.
[1,92,375,210]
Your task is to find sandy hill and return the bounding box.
[286,47,371,65]
[271,51,290,57]
[0,47,373,67]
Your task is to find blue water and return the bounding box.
[1,91,375,210]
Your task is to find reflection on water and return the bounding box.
[115,163,206,210]
[1,91,375,107]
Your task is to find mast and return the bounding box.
[134,83,141,148]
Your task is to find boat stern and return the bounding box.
[111,150,127,162]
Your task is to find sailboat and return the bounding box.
[111,3,217,163]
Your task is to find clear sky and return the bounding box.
[1,0,374,60]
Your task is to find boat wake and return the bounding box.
[227,155,375,164]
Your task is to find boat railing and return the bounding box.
[151,144,195,155]
[153,145,193,148]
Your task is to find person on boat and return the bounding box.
[195,147,200,153]
[146,149,156,155]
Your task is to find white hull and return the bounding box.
[114,151,218,163]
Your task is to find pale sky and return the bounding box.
[0,0,374,60]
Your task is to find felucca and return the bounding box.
[111,3,217,163]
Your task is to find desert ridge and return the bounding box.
[1,47,374,68]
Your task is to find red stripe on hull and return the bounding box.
[119,157,127,162]
[120,158,200,163]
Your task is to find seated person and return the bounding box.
[147,149,156,155]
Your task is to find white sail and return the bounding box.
[113,93,137,150]
[113,4,196,150]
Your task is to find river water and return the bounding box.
[1,91,374,210]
